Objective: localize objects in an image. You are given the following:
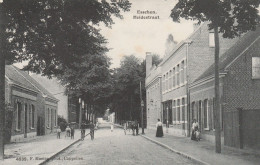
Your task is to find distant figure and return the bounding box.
[111,123,114,132]
[156,119,163,137]
[57,126,61,139]
[65,126,71,138]
[96,121,99,129]
[81,123,86,141]
[70,126,75,139]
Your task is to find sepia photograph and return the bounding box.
[0,0,260,164]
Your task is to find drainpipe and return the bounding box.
[185,40,192,137]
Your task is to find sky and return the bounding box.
[14,0,195,69]
[100,0,194,68]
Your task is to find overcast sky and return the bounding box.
[14,0,195,69]
[101,0,194,68]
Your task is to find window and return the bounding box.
[163,75,165,92]
[181,98,185,122]
[204,99,209,129]
[180,61,184,84]
[169,70,172,89]
[191,102,196,120]
[16,102,22,130]
[31,105,35,128]
[47,108,50,127]
[172,100,176,123]
[252,57,260,79]
[209,33,215,47]
[166,72,168,91]
[177,65,180,86]
[177,99,180,122]
[172,68,175,88]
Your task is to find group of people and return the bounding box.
[56,125,75,139]
[155,118,200,141]
[56,122,96,140]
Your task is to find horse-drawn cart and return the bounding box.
[124,121,139,136]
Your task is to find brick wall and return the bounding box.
[188,23,238,84]
[224,39,260,112]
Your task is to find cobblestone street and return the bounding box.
[46,125,200,165]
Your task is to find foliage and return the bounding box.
[152,54,163,66]
[2,0,131,77]
[170,0,260,38]
[58,115,67,132]
[110,55,146,122]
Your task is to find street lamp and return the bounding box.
[141,100,145,134]
[79,98,82,128]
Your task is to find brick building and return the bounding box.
[145,52,162,128]
[190,26,260,149]
[146,22,238,136]
[5,65,59,142]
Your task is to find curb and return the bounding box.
[38,132,90,165]
[114,124,208,164]
[140,134,210,165]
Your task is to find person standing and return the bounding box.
[111,123,114,132]
[57,126,61,139]
[156,119,163,137]
[70,126,75,139]
[191,119,199,141]
[81,123,86,141]
[65,125,71,138]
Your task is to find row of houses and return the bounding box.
[5,65,59,142]
[4,65,79,142]
[145,23,260,149]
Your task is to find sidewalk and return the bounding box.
[142,129,260,165]
[3,129,88,165]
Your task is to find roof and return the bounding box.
[194,25,260,83]
[6,65,39,93]
[10,65,58,101]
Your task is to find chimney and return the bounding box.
[146,52,152,77]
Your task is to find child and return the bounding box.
[57,126,61,139]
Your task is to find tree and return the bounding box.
[0,0,131,159]
[110,55,146,124]
[170,0,260,153]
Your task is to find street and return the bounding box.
[46,124,200,165]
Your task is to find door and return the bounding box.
[24,104,28,138]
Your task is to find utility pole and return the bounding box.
[214,26,221,153]
[79,98,82,128]
[140,81,144,134]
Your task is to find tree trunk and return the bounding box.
[0,4,6,159]
[214,26,221,153]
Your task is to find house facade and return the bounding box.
[145,52,162,129]
[146,23,238,136]
[5,65,59,142]
[189,26,260,149]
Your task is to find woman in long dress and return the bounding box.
[156,119,163,137]
[191,119,199,140]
